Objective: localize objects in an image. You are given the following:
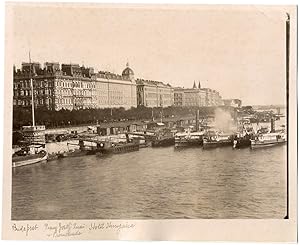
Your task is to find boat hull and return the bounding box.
[12,151,48,168]
[174,140,202,148]
[233,138,251,149]
[203,140,232,149]
[97,143,139,155]
[58,150,89,158]
[152,138,175,147]
[250,140,286,149]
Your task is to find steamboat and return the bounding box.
[250,132,286,149]
[203,131,233,149]
[174,131,204,148]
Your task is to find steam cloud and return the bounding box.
[214,108,236,133]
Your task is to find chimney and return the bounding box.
[270,117,275,133]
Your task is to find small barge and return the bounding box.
[96,141,139,155]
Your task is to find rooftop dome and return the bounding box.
[122,62,134,79]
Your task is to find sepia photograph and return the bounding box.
[2,2,297,241]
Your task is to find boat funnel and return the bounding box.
[270,117,275,133]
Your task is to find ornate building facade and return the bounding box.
[174,82,223,107]
[13,62,96,110]
[136,79,174,107]
[13,62,227,111]
[13,62,137,110]
[94,63,137,109]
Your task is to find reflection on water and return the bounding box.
[12,144,287,220]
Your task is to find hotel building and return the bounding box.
[94,63,137,109]
[13,62,137,110]
[174,82,223,107]
[136,79,174,108]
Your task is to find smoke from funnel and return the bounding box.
[214,108,236,133]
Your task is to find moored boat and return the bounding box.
[12,148,47,168]
[152,137,175,147]
[12,55,48,168]
[233,134,252,149]
[79,133,140,156]
[12,126,48,168]
[96,141,139,155]
[152,129,175,147]
[203,131,233,149]
[57,149,89,158]
[174,131,204,148]
[250,132,286,149]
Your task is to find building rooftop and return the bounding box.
[136,78,172,88]
[122,63,134,76]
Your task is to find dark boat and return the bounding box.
[152,137,175,147]
[78,134,140,156]
[232,134,252,149]
[96,141,139,155]
[152,129,175,147]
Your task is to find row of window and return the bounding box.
[55,80,95,89]
[14,89,53,96]
[13,98,52,106]
[56,89,92,97]
[14,80,54,89]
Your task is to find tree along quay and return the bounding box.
[13,105,235,130]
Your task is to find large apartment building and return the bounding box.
[94,64,137,109]
[13,62,228,111]
[13,62,137,110]
[136,79,174,107]
[174,82,223,107]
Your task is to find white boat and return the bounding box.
[250,132,286,149]
[12,149,48,168]
[12,53,48,168]
[203,131,233,149]
[174,131,204,148]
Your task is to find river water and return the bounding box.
[12,143,287,220]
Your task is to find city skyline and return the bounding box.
[10,4,288,105]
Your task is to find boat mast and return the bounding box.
[29,51,35,127]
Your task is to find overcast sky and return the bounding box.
[9,4,290,105]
